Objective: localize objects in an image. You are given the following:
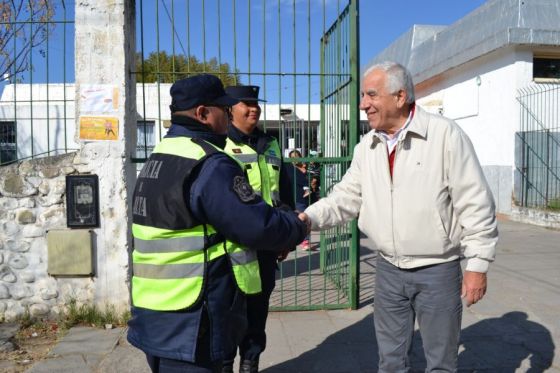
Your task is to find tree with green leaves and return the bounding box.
[0,0,55,81]
[136,51,240,87]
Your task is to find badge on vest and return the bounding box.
[233,176,256,202]
[232,148,242,154]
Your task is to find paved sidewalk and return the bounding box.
[22,219,560,372]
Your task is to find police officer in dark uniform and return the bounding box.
[222,85,295,373]
[127,74,308,373]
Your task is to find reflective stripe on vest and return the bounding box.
[226,241,261,295]
[134,236,205,253]
[229,249,258,265]
[133,262,204,279]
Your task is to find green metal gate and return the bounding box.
[134,0,360,310]
[515,83,560,210]
[271,1,360,311]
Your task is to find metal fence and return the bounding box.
[0,1,76,166]
[134,0,361,310]
[515,83,560,210]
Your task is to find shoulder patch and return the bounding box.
[233,176,257,202]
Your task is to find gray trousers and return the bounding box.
[374,256,463,373]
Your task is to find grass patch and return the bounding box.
[547,198,560,210]
[60,299,130,329]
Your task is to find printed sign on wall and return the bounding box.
[79,116,119,141]
[80,85,119,113]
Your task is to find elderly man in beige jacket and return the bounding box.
[299,62,498,372]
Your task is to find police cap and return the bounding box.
[225,85,267,103]
[169,74,239,112]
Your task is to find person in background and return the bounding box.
[222,85,295,373]
[309,175,321,204]
[299,62,498,372]
[127,74,308,373]
[289,149,311,250]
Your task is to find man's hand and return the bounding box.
[298,212,311,234]
[461,271,487,307]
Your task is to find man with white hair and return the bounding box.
[300,62,498,372]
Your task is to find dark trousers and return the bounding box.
[374,256,463,373]
[226,251,277,362]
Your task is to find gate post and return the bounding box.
[348,0,360,310]
[74,0,137,311]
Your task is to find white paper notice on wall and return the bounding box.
[80,85,119,113]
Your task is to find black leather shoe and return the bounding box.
[239,359,259,373]
[221,362,234,373]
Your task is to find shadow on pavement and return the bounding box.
[457,311,554,372]
[263,311,554,372]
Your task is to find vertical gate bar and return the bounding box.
[277,0,285,308]
[319,0,326,273]
[233,0,237,76]
[544,129,551,208]
[261,0,266,130]
[307,0,311,156]
[217,0,221,67]
[186,0,191,73]
[308,0,314,309]
[292,0,297,151]
[348,0,360,309]
[63,3,68,152]
[202,0,206,69]
[29,9,34,159]
[171,0,176,79]
[155,1,162,148]
[276,0,282,148]
[11,6,17,162]
[139,0,148,155]
[520,91,528,207]
[46,3,50,156]
[248,0,251,84]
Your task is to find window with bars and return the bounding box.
[0,121,17,164]
[136,120,155,159]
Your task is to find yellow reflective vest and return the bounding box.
[223,136,282,293]
[131,137,261,311]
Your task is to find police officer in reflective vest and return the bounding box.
[221,85,294,373]
[127,74,308,373]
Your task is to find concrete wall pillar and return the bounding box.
[74,0,136,311]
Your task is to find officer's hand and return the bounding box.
[298,212,312,234]
[461,271,487,307]
[277,248,290,262]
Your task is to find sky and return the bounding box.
[358,0,487,66]
[1,0,487,102]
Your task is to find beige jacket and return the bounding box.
[305,106,498,272]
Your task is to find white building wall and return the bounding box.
[416,47,535,213]
[0,85,77,160]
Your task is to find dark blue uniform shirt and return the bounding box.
[127,119,307,363]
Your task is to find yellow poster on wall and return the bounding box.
[79,116,119,141]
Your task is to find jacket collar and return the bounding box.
[227,124,273,153]
[166,114,227,149]
[370,104,428,148]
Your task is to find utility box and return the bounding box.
[47,229,94,276]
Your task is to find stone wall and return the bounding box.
[0,0,136,322]
[0,153,98,321]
